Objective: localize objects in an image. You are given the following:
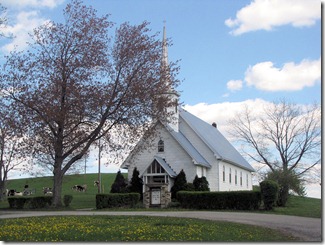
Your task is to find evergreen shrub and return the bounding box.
[96,193,140,209]
[177,191,261,210]
[171,169,187,199]
[128,167,143,200]
[193,175,210,191]
[110,170,128,193]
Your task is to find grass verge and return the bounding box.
[0,215,298,242]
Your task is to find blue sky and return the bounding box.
[0,0,321,197]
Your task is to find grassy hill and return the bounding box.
[1,173,125,209]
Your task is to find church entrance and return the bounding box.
[142,157,176,208]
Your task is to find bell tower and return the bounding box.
[161,23,179,132]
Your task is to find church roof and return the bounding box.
[179,108,255,172]
[167,125,211,168]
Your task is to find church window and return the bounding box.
[222,165,225,182]
[235,170,237,185]
[158,139,164,153]
[148,160,166,174]
[240,172,243,186]
[246,173,249,187]
[229,168,232,184]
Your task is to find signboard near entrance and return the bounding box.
[151,188,161,205]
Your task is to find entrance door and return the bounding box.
[151,188,161,205]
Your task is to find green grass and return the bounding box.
[0,215,297,242]
[0,173,321,218]
[270,195,322,218]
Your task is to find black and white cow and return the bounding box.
[72,184,87,192]
[7,189,23,196]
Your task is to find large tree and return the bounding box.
[2,0,179,207]
[228,99,321,206]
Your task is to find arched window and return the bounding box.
[158,139,164,152]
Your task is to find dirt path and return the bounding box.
[0,210,321,241]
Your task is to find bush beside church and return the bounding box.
[176,191,261,210]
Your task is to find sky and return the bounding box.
[0,0,321,198]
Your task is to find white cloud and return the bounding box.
[2,0,65,9]
[184,98,271,136]
[1,11,49,52]
[245,58,321,91]
[227,79,243,91]
[225,0,320,35]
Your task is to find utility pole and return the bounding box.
[98,138,101,194]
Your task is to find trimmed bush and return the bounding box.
[177,191,261,210]
[63,195,73,207]
[8,196,52,209]
[260,180,279,210]
[8,197,28,209]
[96,193,140,209]
[27,196,52,209]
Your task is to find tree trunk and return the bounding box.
[277,183,289,207]
[0,180,5,201]
[52,164,64,207]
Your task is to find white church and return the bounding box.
[121,26,255,208]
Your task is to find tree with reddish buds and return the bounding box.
[2,0,179,207]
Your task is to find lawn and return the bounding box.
[270,195,322,218]
[0,215,297,242]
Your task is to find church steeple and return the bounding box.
[161,23,179,132]
[162,22,168,69]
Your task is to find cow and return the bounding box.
[72,184,87,192]
[7,189,16,196]
[94,180,100,187]
[43,187,52,195]
[7,189,23,196]
[14,192,23,196]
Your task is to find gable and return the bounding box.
[121,120,210,171]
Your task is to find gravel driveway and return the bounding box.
[0,210,321,241]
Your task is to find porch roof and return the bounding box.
[141,156,177,178]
